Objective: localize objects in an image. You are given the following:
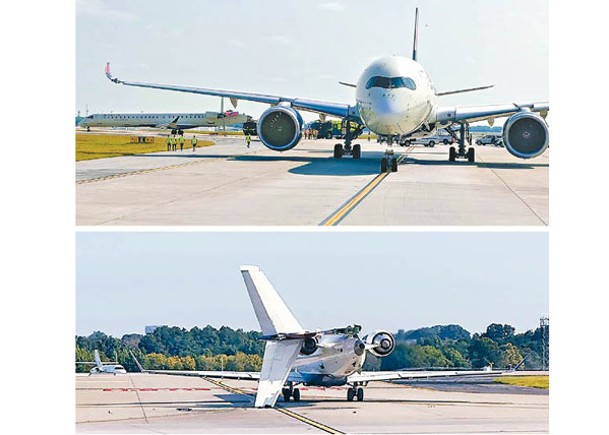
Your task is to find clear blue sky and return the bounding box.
[75,0,548,123]
[76,231,548,337]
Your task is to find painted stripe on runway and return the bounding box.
[320,150,410,226]
[202,377,344,434]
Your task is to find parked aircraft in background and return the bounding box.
[78,110,250,135]
[105,8,548,172]
[131,266,515,408]
[76,350,127,375]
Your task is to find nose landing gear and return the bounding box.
[380,137,399,173]
[332,119,364,160]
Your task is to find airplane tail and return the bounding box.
[412,7,419,61]
[94,350,102,368]
[129,350,146,372]
[240,266,305,407]
[240,265,305,336]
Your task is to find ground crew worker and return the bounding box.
[191,135,198,151]
[166,135,172,151]
[179,134,185,151]
[246,133,251,148]
[171,135,177,151]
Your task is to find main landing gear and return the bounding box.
[282,382,301,402]
[347,383,365,402]
[448,123,475,163]
[333,120,364,160]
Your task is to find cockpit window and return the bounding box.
[365,76,417,90]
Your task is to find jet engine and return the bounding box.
[502,111,549,159]
[300,336,318,356]
[364,330,395,357]
[257,106,303,151]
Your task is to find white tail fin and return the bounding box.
[240,265,304,336]
[94,350,102,368]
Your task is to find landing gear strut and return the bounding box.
[282,382,301,402]
[448,122,475,162]
[333,119,363,160]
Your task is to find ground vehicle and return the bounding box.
[310,120,361,140]
[243,120,258,136]
[476,134,501,146]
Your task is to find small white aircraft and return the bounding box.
[77,350,127,375]
[131,266,515,408]
[78,110,250,134]
[105,8,548,172]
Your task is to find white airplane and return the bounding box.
[131,266,516,408]
[105,8,548,173]
[76,349,127,375]
[78,110,250,134]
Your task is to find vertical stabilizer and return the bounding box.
[240,266,304,336]
[412,8,419,61]
[94,350,102,368]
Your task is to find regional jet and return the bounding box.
[78,110,250,135]
[131,266,515,408]
[105,8,548,173]
[76,349,127,375]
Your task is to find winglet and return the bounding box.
[105,62,121,84]
[129,350,146,373]
[240,266,305,336]
[412,8,419,61]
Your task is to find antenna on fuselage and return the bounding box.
[412,7,419,61]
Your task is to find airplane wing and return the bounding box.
[348,369,504,383]
[434,102,549,125]
[255,339,303,408]
[105,63,355,121]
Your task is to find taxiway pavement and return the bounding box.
[76,373,548,434]
[76,137,549,226]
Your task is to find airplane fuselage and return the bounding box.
[78,112,248,130]
[90,365,127,374]
[356,56,437,137]
[289,334,366,386]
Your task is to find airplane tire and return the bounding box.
[356,388,364,402]
[334,144,343,159]
[449,147,456,162]
[347,388,355,401]
[353,144,361,159]
[292,388,301,402]
[380,158,388,173]
[283,389,291,402]
[391,158,398,172]
[467,147,475,162]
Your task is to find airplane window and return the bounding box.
[365,76,416,90]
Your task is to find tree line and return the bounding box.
[75,323,548,373]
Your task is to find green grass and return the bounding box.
[76,134,214,161]
[494,375,549,389]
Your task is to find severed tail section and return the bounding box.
[240,266,304,407]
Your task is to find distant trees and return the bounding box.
[75,322,548,373]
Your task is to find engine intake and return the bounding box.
[257,106,303,151]
[364,330,395,358]
[300,336,318,356]
[502,112,549,159]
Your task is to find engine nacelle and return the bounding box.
[364,330,395,358]
[502,111,549,159]
[300,336,318,356]
[257,106,303,151]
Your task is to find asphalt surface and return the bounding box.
[76,135,549,226]
[75,373,548,434]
